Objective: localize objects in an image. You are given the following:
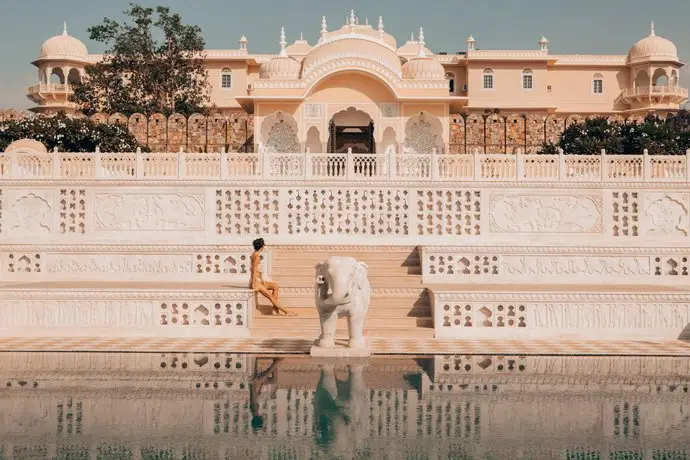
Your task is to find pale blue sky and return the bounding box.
[1,0,689,109]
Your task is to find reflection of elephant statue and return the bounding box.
[314,363,369,453]
[315,256,371,349]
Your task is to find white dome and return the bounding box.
[627,23,679,64]
[260,55,301,79]
[39,23,88,61]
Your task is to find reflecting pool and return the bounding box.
[1,353,689,459]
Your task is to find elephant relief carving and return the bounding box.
[314,256,371,349]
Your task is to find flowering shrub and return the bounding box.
[0,113,145,152]
[559,117,624,154]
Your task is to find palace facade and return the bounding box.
[25,11,687,154]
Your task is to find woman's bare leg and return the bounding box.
[256,284,296,316]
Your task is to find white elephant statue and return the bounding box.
[314,256,371,349]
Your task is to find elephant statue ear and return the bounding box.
[355,262,368,289]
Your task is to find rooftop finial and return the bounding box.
[63,21,68,36]
[300,32,304,40]
[349,9,356,26]
[365,17,368,25]
[321,16,328,36]
[650,20,656,36]
[378,16,384,32]
[410,32,415,41]
[417,27,427,58]
[279,26,287,57]
[466,34,476,51]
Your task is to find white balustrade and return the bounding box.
[0,149,688,182]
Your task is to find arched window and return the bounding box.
[592,73,604,94]
[220,67,232,89]
[521,69,533,90]
[482,69,494,90]
[445,72,456,94]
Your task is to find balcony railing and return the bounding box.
[1,148,690,182]
[27,83,74,95]
[623,86,689,99]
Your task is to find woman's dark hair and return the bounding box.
[252,238,265,251]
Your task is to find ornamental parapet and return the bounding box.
[2,148,690,183]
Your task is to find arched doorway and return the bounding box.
[327,107,375,154]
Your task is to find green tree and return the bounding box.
[559,117,624,155]
[71,3,210,117]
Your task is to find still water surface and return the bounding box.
[0,353,689,460]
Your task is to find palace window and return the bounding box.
[221,68,232,89]
[593,73,603,94]
[446,72,456,94]
[482,69,494,90]
[522,69,533,90]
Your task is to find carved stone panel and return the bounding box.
[303,103,323,118]
[644,192,690,237]
[0,301,155,327]
[532,303,690,329]
[5,190,53,235]
[380,103,398,118]
[215,189,280,235]
[490,194,602,233]
[502,256,651,277]
[94,193,205,231]
[43,254,193,275]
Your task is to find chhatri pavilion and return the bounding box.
[26,11,687,154]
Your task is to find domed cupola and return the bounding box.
[627,21,679,65]
[402,28,445,80]
[260,27,302,80]
[39,22,88,61]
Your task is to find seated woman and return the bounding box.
[250,238,296,316]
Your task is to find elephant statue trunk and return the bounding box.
[314,256,371,349]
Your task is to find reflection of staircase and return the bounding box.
[252,246,434,338]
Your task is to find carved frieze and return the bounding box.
[94,193,205,231]
[532,303,690,329]
[380,103,398,118]
[502,256,651,277]
[490,194,602,233]
[43,254,193,275]
[0,301,155,327]
[303,103,323,118]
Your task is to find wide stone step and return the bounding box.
[272,264,422,276]
[253,316,433,329]
[254,305,431,318]
[273,276,424,287]
[251,326,435,339]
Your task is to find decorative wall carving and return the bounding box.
[215,189,280,235]
[645,192,689,237]
[158,352,247,372]
[44,254,192,274]
[264,121,299,154]
[285,188,409,236]
[160,301,247,327]
[380,103,398,118]
[532,303,690,329]
[94,193,205,231]
[403,114,442,154]
[490,194,602,233]
[0,301,154,327]
[502,256,650,277]
[59,189,86,234]
[440,302,527,329]
[194,252,265,276]
[416,190,481,236]
[6,253,42,273]
[653,256,689,276]
[426,254,499,276]
[303,104,323,118]
[435,355,527,375]
[612,191,639,237]
[9,192,52,235]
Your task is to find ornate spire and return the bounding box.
[279,27,287,57]
[466,34,476,51]
[300,32,304,40]
[417,27,427,58]
[539,35,549,51]
[650,20,656,36]
[349,9,356,26]
[365,17,368,26]
[239,35,248,51]
[321,15,328,40]
[378,16,384,32]
[63,21,68,36]
[410,32,415,41]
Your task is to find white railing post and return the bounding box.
[601,149,607,181]
[52,147,61,179]
[262,151,272,180]
[686,149,690,183]
[643,148,650,181]
[346,147,354,181]
[430,148,439,181]
[303,151,310,180]
[94,146,103,180]
[473,148,481,180]
[135,147,144,179]
[9,151,18,179]
[220,146,228,180]
[177,147,185,179]
[558,147,566,180]
[515,148,523,181]
[389,149,397,180]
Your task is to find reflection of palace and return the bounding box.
[25,12,686,153]
[1,353,689,459]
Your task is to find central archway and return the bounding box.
[328,107,375,154]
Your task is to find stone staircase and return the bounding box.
[252,246,434,338]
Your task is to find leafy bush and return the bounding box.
[0,112,145,152]
[559,117,624,154]
[536,141,558,155]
